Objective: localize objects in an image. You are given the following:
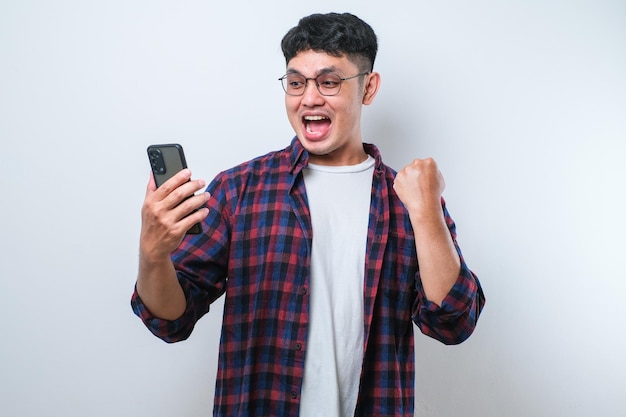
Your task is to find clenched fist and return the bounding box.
[393,158,445,217]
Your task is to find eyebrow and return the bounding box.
[285,66,339,77]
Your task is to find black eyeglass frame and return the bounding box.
[278,71,370,96]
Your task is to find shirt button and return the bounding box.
[295,343,302,351]
[290,391,298,399]
[300,287,307,295]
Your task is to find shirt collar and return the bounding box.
[287,136,385,176]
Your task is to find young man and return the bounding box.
[132,12,485,417]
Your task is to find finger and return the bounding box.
[171,192,211,220]
[178,206,210,233]
[161,179,207,211]
[146,171,157,195]
[154,168,193,197]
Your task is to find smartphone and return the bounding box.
[147,143,202,234]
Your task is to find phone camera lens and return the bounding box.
[148,146,168,176]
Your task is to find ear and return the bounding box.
[362,72,381,105]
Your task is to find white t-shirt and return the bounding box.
[299,156,375,417]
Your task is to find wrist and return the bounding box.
[406,199,443,221]
[139,244,173,269]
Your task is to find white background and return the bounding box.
[1,1,625,416]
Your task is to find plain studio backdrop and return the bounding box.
[1,1,624,416]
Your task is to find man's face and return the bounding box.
[284,50,378,166]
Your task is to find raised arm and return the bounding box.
[393,158,460,306]
[136,168,210,320]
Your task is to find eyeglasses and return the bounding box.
[278,72,370,96]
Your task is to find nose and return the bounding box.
[301,79,324,106]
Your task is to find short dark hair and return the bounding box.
[281,13,378,72]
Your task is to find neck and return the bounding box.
[307,140,368,166]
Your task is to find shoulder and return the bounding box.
[364,142,397,179]
[223,147,289,178]
[207,146,292,194]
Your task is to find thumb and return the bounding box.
[146,171,157,194]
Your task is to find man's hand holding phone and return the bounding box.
[141,168,210,262]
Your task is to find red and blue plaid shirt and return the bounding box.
[132,138,485,416]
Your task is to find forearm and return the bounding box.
[409,208,461,306]
[393,158,462,306]
[136,253,187,321]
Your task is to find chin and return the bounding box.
[299,137,331,154]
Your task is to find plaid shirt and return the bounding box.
[132,138,485,417]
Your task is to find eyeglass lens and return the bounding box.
[282,73,343,96]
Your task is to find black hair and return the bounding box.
[281,13,378,72]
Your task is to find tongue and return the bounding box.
[306,119,331,135]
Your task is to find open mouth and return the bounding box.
[304,115,331,135]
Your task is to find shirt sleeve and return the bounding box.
[130,174,231,343]
[412,199,486,345]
